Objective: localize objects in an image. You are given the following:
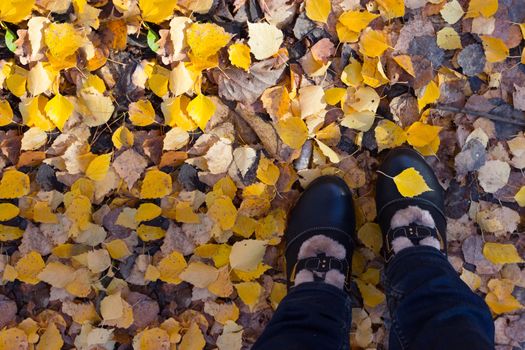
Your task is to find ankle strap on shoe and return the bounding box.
[291,253,349,282]
[384,224,445,262]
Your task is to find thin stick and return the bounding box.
[432,104,525,127]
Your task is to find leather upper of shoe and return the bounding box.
[376,148,447,239]
[285,175,356,289]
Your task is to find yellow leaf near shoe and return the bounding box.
[483,242,524,264]
[392,167,432,198]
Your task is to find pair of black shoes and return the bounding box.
[285,148,447,291]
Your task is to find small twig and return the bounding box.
[433,104,525,127]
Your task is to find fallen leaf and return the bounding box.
[391,167,432,198]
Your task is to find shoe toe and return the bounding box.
[286,175,355,238]
[376,147,446,232]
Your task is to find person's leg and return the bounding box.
[253,176,356,350]
[376,148,494,350]
[384,246,494,350]
[253,282,352,350]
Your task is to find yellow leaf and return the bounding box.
[357,223,383,255]
[391,167,432,198]
[362,57,389,88]
[3,264,17,281]
[356,280,385,307]
[460,268,481,291]
[256,157,280,185]
[105,239,131,259]
[341,111,376,132]
[305,0,331,23]
[232,215,258,238]
[229,240,267,272]
[324,88,347,106]
[234,282,262,312]
[483,243,524,264]
[361,268,381,285]
[137,224,166,241]
[376,0,405,20]
[117,208,138,230]
[134,328,170,350]
[392,55,415,77]
[148,65,170,97]
[269,282,287,309]
[87,249,111,273]
[0,169,30,199]
[140,169,172,199]
[406,121,442,148]
[135,203,162,222]
[179,262,219,288]
[440,0,464,24]
[1,0,34,23]
[161,96,198,131]
[21,127,47,151]
[0,328,28,349]
[336,10,378,43]
[0,203,19,221]
[466,0,498,18]
[186,23,231,60]
[163,127,189,151]
[44,23,84,60]
[0,224,24,241]
[485,279,523,314]
[45,94,74,131]
[228,43,252,71]
[485,291,523,314]
[145,264,160,281]
[276,116,309,149]
[37,261,75,288]
[480,36,509,63]
[359,29,389,57]
[169,62,196,96]
[233,263,271,281]
[341,58,363,87]
[158,251,187,284]
[247,22,284,60]
[315,139,340,163]
[36,323,62,350]
[27,62,53,96]
[179,322,205,350]
[15,251,45,284]
[6,67,28,98]
[175,201,200,224]
[514,186,525,206]
[0,100,13,126]
[101,292,124,320]
[129,100,156,126]
[437,27,462,50]
[195,244,232,267]
[187,94,216,131]
[417,80,440,111]
[85,153,112,181]
[65,192,92,232]
[78,88,115,127]
[374,120,407,151]
[208,266,234,297]
[208,195,237,230]
[414,135,440,156]
[138,0,178,23]
[112,125,134,149]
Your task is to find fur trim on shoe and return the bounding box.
[390,205,435,229]
[293,235,347,289]
[419,236,441,250]
[298,235,346,259]
[392,236,414,253]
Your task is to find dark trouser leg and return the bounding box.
[252,282,352,350]
[385,246,495,350]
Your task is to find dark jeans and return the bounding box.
[253,246,494,350]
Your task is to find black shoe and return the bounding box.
[376,148,446,262]
[285,176,356,292]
